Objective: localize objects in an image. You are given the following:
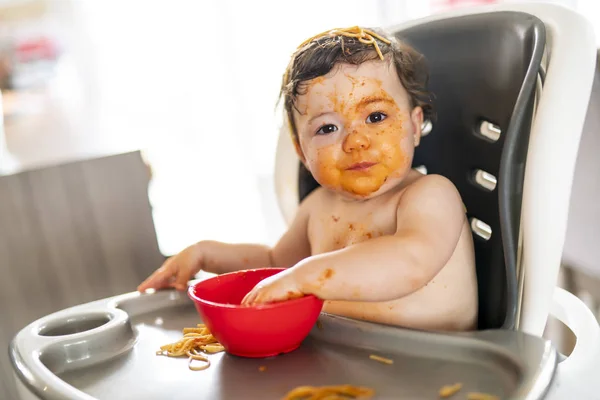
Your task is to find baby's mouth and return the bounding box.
[346,161,378,171]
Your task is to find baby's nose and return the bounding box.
[343,130,370,152]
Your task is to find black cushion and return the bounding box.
[298,11,545,330]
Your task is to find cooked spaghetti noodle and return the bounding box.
[156,324,225,371]
[369,354,393,365]
[439,382,463,398]
[282,384,375,400]
[297,26,391,60]
[466,393,499,400]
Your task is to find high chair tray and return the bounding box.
[10,288,557,400]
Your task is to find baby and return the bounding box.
[138,27,478,332]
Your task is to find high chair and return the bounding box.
[7,2,600,400]
[275,2,600,398]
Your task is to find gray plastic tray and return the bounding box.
[10,287,557,400]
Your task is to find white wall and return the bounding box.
[2,0,598,256]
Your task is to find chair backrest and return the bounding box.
[0,151,164,399]
[297,11,545,330]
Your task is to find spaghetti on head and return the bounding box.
[296,26,391,60]
[279,24,434,148]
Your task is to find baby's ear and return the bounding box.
[283,111,307,164]
[411,106,424,147]
[292,137,307,165]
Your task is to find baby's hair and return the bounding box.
[279,26,434,142]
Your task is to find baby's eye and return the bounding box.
[366,112,387,124]
[316,124,338,135]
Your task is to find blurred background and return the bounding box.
[0,0,598,253]
[1,0,600,397]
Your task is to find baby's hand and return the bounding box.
[241,269,304,306]
[137,244,202,292]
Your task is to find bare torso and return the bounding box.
[307,173,478,331]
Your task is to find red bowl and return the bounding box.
[187,268,324,358]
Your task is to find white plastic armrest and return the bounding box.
[550,287,600,376]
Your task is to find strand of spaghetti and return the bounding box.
[282,384,375,400]
[362,29,391,44]
[286,25,392,88]
[295,26,390,61]
[201,343,225,353]
[296,27,344,48]
[439,382,463,398]
[467,393,499,400]
[182,327,205,334]
[187,351,210,371]
[282,386,315,398]
[369,354,393,364]
[156,323,224,371]
[300,27,390,47]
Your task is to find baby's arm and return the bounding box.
[300,175,464,301]
[244,175,465,304]
[137,190,316,292]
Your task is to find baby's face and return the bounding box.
[293,60,423,199]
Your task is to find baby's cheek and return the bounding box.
[308,147,342,188]
[315,164,342,188]
[378,130,412,176]
[380,140,404,169]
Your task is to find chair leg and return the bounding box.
[560,264,577,294]
[544,266,577,356]
[556,265,600,354]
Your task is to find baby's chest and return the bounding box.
[308,207,397,255]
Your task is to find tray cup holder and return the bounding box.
[36,309,136,375]
[38,313,112,337]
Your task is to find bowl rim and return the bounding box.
[187,268,323,310]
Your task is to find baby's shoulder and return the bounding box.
[397,174,466,219]
[400,173,461,202]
